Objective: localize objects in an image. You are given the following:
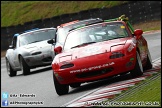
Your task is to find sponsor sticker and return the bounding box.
[70,62,115,73]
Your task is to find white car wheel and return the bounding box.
[6,59,17,77]
[19,56,30,75]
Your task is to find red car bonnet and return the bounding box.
[58,37,129,62]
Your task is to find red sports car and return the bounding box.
[52,16,152,95]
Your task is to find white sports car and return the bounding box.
[5,28,56,77]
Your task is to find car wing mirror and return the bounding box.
[134,29,143,39]
[47,39,55,44]
[54,46,62,54]
[9,45,14,49]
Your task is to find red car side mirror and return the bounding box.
[134,29,143,39]
[54,46,62,54]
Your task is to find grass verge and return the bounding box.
[106,71,161,107]
[1,1,128,27]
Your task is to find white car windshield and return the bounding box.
[64,22,129,50]
[19,29,55,46]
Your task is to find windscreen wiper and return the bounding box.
[109,36,125,40]
[71,41,96,49]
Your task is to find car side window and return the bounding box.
[57,27,69,44]
[12,36,17,48]
[55,31,58,42]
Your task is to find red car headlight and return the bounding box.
[127,43,135,52]
[127,38,136,52]
[110,52,124,59]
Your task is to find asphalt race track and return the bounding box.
[1,31,161,107]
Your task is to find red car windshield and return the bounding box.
[64,22,129,50]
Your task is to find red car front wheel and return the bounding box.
[144,48,152,70]
[130,51,143,78]
[70,83,81,88]
[53,73,69,95]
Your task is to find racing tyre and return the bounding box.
[6,59,17,77]
[70,83,81,88]
[130,51,143,78]
[53,73,69,95]
[144,49,152,70]
[20,56,30,75]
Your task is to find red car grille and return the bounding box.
[76,67,114,78]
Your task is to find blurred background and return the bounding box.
[1,1,161,54]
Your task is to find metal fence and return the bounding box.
[1,1,161,51]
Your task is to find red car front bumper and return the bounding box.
[53,53,136,85]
